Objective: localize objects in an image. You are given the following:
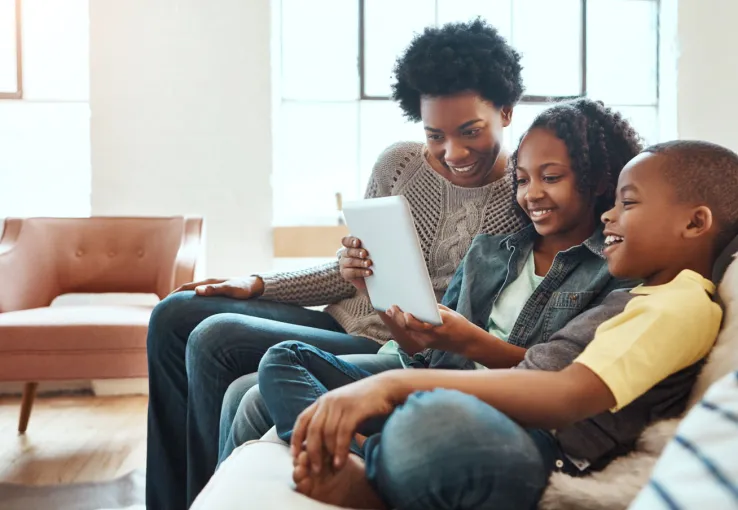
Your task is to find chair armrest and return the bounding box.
[171,217,204,293]
[0,218,57,312]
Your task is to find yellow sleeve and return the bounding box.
[574,290,721,410]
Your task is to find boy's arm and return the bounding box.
[382,363,616,429]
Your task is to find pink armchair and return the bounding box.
[0,216,203,432]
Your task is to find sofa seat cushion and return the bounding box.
[0,305,153,352]
[192,441,355,510]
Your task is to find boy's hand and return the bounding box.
[290,375,400,473]
[381,304,484,353]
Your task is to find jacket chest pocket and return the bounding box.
[542,291,596,341]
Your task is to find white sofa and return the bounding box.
[192,256,738,510]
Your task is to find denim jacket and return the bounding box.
[406,224,636,370]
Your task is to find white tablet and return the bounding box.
[342,196,443,326]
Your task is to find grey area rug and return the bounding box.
[0,469,144,510]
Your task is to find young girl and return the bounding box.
[256,99,642,506]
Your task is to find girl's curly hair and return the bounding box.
[510,98,644,222]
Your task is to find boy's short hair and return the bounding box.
[644,140,738,251]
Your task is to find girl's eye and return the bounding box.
[462,128,481,137]
[516,177,528,186]
[621,200,636,208]
[542,175,562,183]
[426,134,443,141]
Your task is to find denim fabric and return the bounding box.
[417,224,635,370]
[258,341,403,450]
[145,292,380,510]
[217,353,403,464]
[258,342,574,510]
[364,389,573,510]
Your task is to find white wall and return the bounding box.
[676,0,738,151]
[89,0,273,277]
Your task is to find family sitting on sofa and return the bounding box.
[144,19,738,510]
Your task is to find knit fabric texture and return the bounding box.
[258,141,524,343]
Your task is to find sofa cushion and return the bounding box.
[191,441,355,510]
[0,305,153,352]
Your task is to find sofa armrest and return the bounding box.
[0,218,56,312]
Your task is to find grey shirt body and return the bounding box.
[519,290,702,468]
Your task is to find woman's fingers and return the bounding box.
[341,236,363,249]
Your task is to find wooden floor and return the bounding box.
[0,394,147,485]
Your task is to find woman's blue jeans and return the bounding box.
[259,340,570,510]
[145,292,380,510]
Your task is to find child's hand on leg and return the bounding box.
[291,376,399,471]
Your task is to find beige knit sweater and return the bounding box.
[259,141,524,343]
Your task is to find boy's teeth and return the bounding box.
[605,235,624,246]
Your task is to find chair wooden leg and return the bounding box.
[18,382,38,434]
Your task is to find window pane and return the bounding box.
[281,0,359,101]
[512,0,582,97]
[364,0,435,97]
[587,0,657,105]
[358,100,423,193]
[22,0,89,100]
[437,0,512,41]
[0,0,18,93]
[0,102,91,216]
[508,103,549,147]
[273,102,359,225]
[615,105,658,145]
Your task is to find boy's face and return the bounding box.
[601,153,698,284]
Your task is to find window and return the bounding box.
[0,0,90,218]
[273,0,661,225]
[0,0,22,98]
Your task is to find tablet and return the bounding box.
[342,196,443,326]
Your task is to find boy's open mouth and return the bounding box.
[604,235,624,246]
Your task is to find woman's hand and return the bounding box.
[291,374,400,472]
[383,304,485,353]
[338,236,373,293]
[172,276,265,299]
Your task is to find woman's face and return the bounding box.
[420,91,512,188]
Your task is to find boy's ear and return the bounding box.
[684,206,714,239]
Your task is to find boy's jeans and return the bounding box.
[259,340,572,510]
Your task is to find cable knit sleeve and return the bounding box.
[256,142,423,306]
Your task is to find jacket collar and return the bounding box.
[500,224,606,259]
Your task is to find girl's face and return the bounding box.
[420,91,512,188]
[515,128,598,242]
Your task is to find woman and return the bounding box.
[146,19,525,510]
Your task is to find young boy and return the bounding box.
[260,140,738,510]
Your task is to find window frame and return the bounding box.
[0,0,23,99]
[358,0,657,105]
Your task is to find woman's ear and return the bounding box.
[501,106,513,127]
[684,206,714,239]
